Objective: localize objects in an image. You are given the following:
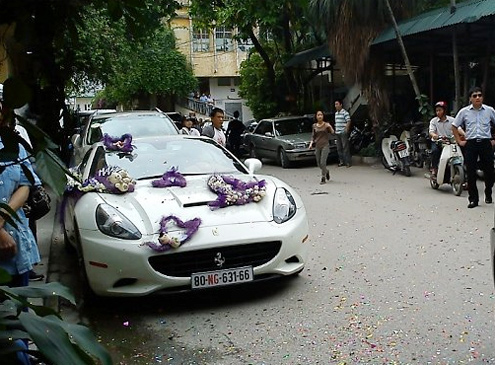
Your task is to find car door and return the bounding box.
[252,120,275,158]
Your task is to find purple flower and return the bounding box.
[145,215,201,252]
[102,133,134,153]
[207,174,266,210]
[151,167,187,188]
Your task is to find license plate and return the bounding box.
[398,149,409,158]
[191,266,253,289]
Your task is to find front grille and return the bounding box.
[149,241,282,277]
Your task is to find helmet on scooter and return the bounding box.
[434,101,447,110]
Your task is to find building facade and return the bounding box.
[170,1,254,121]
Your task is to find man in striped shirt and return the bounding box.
[334,99,352,167]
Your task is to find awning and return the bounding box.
[285,44,333,67]
[372,0,495,57]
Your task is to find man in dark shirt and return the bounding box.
[226,110,245,157]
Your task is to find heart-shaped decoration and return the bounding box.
[145,215,201,252]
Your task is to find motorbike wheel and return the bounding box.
[452,164,464,196]
[430,176,440,189]
[381,155,392,170]
[404,165,411,177]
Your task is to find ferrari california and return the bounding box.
[62,135,309,297]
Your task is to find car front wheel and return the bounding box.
[278,148,291,168]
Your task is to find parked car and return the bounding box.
[243,118,258,133]
[62,135,309,297]
[242,115,337,168]
[70,110,178,166]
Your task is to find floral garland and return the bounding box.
[151,167,186,188]
[102,133,134,153]
[207,174,266,210]
[66,166,136,194]
[145,215,201,252]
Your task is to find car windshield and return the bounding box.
[274,118,313,136]
[86,114,178,145]
[88,138,246,179]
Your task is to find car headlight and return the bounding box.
[273,187,296,224]
[293,142,307,149]
[96,204,142,240]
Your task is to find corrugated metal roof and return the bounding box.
[285,44,332,67]
[373,0,495,45]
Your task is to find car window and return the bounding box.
[254,121,273,135]
[79,148,93,173]
[86,114,178,145]
[88,138,246,180]
[274,118,313,136]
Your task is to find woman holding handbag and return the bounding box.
[0,114,41,287]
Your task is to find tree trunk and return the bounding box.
[247,28,276,91]
[384,0,422,103]
[451,0,461,113]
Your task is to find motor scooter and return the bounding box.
[381,134,412,176]
[349,120,375,154]
[430,136,464,196]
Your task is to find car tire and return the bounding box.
[278,148,291,169]
[74,220,100,305]
[249,144,259,160]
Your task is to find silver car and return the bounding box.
[242,116,323,168]
[70,110,178,166]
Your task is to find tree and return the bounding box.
[309,0,422,123]
[190,0,319,116]
[87,24,198,108]
[0,0,180,140]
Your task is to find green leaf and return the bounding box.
[0,329,30,341]
[2,77,32,109]
[2,282,76,306]
[33,150,69,197]
[56,319,113,365]
[19,313,91,365]
[16,114,59,152]
[0,267,12,284]
[0,203,21,229]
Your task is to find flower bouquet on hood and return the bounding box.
[102,133,134,153]
[66,166,136,194]
[207,174,266,210]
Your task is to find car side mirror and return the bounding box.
[71,134,81,147]
[244,158,262,174]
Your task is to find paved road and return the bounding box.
[47,161,495,364]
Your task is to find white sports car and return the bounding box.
[62,135,309,297]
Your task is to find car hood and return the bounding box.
[96,174,278,233]
[278,132,312,144]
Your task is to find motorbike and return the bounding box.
[399,122,430,168]
[349,120,375,154]
[430,136,465,196]
[381,130,412,176]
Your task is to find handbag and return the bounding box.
[23,185,51,220]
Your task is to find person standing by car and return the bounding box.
[226,110,245,157]
[309,110,334,184]
[201,107,226,147]
[452,86,495,208]
[334,99,352,167]
[0,108,41,288]
[180,116,200,136]
[428,101,456,178]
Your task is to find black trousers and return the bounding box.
[464,139,494,203]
